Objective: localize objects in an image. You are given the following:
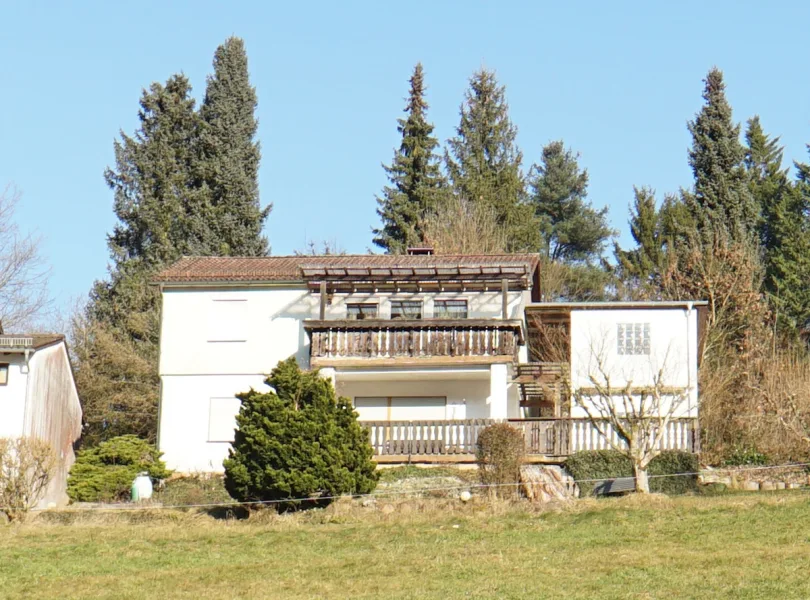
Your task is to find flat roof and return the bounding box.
[526,301,708,311]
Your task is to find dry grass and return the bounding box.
[2,492,810,599]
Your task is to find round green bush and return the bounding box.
[476,423,525,498]
[223,358,378,511]
[67,435,172,502]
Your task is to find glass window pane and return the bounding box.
[390,300,422,319]
[434,299,468,319]
[347,303,378,320]
[0,364,7,385]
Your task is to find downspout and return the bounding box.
[155,283,165,451]
[685,302,693,417]
[21,348,36,436]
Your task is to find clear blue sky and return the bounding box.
[2,1,809,309]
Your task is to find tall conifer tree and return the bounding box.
[445,68,536,251]
[529,140,613,263]
[685,68,756,240]
[373,63,445,253]
[199,37,270,256]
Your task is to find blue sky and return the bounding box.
[2,1,809,308]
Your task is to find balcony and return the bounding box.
[364,418,700,462]
[303,318,524,367]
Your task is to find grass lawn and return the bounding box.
[2,492,810,599]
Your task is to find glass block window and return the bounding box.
[617,323,650,355]
[434,299,468,319]
[390,300,422,320]
[346,303,378,320]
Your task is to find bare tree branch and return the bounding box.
[0,185,51,331]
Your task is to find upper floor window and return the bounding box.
[617,323,650,355]
[434,299,468,319]
[390,300,422,320]
[347,303,378,320]
[0,363,8,385]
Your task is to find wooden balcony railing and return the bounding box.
[304,319,524,365]
[362,418,699,459]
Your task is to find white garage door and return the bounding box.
[353,397,446,421]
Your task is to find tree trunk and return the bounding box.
[633,461,650,494]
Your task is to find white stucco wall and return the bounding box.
[0,355,28,438]
[159,374,270,473]
[569,307,699,418]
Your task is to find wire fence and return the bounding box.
[45,461,810,513]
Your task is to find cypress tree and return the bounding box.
[199,37,270,256]
[685,68,757,240]
[373,63,445,253]
[445,68,536,251]
[529,140,613,263]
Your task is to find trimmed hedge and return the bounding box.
[564,450,699,496]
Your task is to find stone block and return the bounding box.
[742,480,760,492]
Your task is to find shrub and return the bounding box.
[67,435,171,502]
[721,447,770,467]
[565,450,699,496]
[0,437,55,522]
[476,423,525,498]
[154,475,232,508]
[223,358,378,511]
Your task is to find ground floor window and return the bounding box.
[353,396,446,421]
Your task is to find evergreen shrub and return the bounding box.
[67,435,171,502]
[223,358,378,511]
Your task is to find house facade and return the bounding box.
[156,253,704,473]
[0,334,82,507]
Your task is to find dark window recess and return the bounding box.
[346,303,378,320]
[434,299,468,319]
[0,363,8,385]
[390,300,422,320]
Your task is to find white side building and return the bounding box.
[0,334,82,507]
[156,253,705,472]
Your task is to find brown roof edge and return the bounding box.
[154,254,541,285]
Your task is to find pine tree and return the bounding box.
[529,140,613,263]
[198,37,270,256]
[766,157,810,331]
[445,68,536,251]
[685,68,757,240]
[614,187,666,288]
[373,63,445,253]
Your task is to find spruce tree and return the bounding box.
[529,140,613,263]
[199,37,270,256]
[685,68,757,240]
[614,187,667,289]
[373,63,445,253]
[445,68,536,251]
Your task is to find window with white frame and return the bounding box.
[0,363,8,385]
[390,300,422,319]
[346,303,378,320]
[617,323,650,355]
[433,299,468,319]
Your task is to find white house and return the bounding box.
[0,334,82,507]
[155,252,705,472]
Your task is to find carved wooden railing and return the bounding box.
[361,418,699,458]
[304,319,524,363]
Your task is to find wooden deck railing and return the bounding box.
[362,418,699,458]
[304,319,523,363]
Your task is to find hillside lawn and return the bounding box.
[2,491,810,599]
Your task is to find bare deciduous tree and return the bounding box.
[573,337,692,493]
[0,186,50,332]
[422,195,507,255]
[0,437,55,522]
